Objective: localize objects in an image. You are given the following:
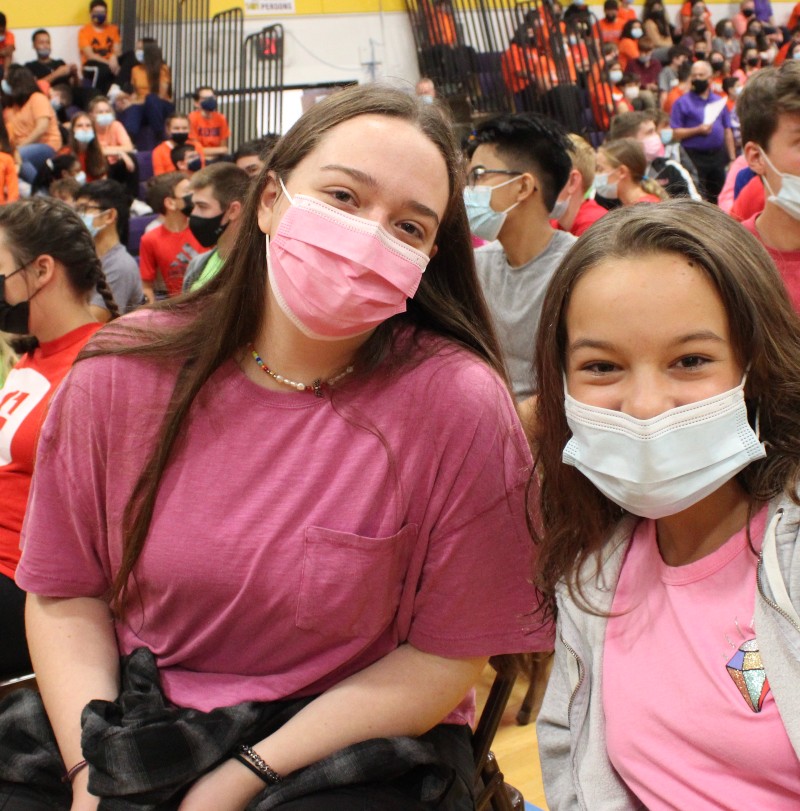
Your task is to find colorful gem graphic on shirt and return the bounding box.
[726,638,769,713]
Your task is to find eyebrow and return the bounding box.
[569,330,725,353]
[320,164,440,226]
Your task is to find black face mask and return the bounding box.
[691,78,709,94]
[746,56,760,66]
[0,268,32,335]
[189,212,227,248]
[743,7,754,15]
[181,193,194,216]
[694,50,706,60]
[171,132,189,146]
[711,59,725,70]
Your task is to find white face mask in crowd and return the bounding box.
[760,148,800,221]
[463,175,521,241]
[561,376,766,519]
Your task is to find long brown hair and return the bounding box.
[68,112,108,180]
[532,200,800,613]
[600,138,668,201]
[82,84,507,614]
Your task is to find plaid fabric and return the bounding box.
[0,648,471,810]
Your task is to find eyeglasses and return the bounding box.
[467,166,523,187]
[75,205,107,216]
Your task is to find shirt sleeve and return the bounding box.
[138,233,156,282]
[405,363,553,657]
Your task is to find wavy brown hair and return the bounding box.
[80,84,507,615]
[532,200,800,613]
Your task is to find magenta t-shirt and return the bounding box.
[604,510,800,808]
[17,331,551,719]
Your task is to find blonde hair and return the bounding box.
[567,133,596,193]
[0,334,17,387]
[600,138,668,200]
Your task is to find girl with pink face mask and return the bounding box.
[1,85,551,811]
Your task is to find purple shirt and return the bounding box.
[754,0,773,21]
[670,90,731,151]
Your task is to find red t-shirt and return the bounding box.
[741,213,800,313]
[139,224,203,296]
[570,198,609,235]
[0,322,102,579]
[188,110,230,148]
[731,175,765,222]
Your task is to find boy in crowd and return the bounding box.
[152,114,206,175]
[78,0,120,94]
[139,172,202,301]
[466,113,575,403]
[737,61,800,310]
[234,135,279,178]
[182,163,250,291]
[550,132,608,236]
[188,86,230,159]
[0,13,15,75]
[25,29,77,87]
[76,179,144,319]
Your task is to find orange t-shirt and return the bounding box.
[618,37,640,70]
[96,119,133,165]
[662,84,687,113]
[188,110,231,148]
[0,152,19,204]
[4,92,62,150]
[78,23,120,64]
[131,63,172,101]
[618,5,638,22]
[598,17,626,43]
[152,139,206,175]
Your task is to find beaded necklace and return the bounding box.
[248,344,354,397]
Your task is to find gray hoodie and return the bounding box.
[537,495,800,810]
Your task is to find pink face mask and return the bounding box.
[267,180,431,340]
[641,132,665,162]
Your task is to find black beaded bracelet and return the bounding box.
[234,744,282,786]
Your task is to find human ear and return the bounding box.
[517,172,537,202]
[743,141,766,176]
[226,200,243,224]
[257,173,279,234]
[29,255,56,291]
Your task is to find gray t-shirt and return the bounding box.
[90,243,145,314]
[475,230,576,400]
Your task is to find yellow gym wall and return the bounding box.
[2,0,407,26]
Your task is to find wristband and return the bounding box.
[233,744,282,785]
[62,759,88,784]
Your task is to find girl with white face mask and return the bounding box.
[533,200,800,810]
[3,86,550,811]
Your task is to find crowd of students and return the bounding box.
[0,0,797,808]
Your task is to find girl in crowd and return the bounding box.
[2,85,549,810]
[534,201,800,809]
[595,138,668,205]
[617,20,644,70]
[118,37,174,141]
[68,112,108,184]
[0,198,118,684]
[735,46,763,83]
[31,154,83,197]
[2,65,62,185]
[88,95,139,199]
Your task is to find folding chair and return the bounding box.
[473,655,526,811]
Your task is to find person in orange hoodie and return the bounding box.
[188,86,230,159]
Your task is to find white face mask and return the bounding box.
[463,175,521,241]
[550,196,569,222]
[760,148,800,221]
[594,171,618,199]
[561,377,766,519]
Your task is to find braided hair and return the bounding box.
[0,198,119,352]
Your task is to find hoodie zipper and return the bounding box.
[756,509,800,633]
[562,634,585,721]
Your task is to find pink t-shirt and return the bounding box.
[17,326,551,718]
[741,213,800,314]
[604,510,800,809]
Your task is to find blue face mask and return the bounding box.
[135,49,145,63]
[1,79,11,95]
[74,129,95,144]
[199,97,218,112]
[463,175,521,241]
[79,211,102,237]
[660,128,673,145]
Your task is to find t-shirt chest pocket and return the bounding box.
[295,524,418,639]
